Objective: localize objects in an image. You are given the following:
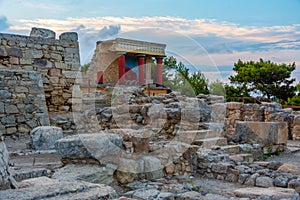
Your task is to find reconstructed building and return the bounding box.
[89,38,166,86]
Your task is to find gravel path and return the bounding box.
[266,140,300,167]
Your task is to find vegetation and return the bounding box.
[285,83,300,106]
[163,56,209,96]
[229,58,296,101]
[81,62,90,72]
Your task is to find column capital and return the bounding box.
[155,56,165,60]
[137,54,146,58]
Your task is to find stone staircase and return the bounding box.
[176,122,257,165]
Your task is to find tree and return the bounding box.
[224,84,250,102]
[163,56,209,96]
[229,58,296,101]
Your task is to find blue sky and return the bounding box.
[1,0,300,81]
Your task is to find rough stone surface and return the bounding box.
[30,27,56,39]
[30,126,63,150]
[0,177,117,199]
[234,187,299,199]
[0,141,10,190]
[0,70,50,135]
[0,28,81,115]
[52,164,116,185]
[276,163,300,175]
[255,176,274,188]
[235,122,288,147]
[55,133,124,163]
[288,179,300,193]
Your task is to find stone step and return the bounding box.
[199,123,225,135]
[229,153,254,164]
[176,130,223,144]
[221,145,241,154]
[193,137,227,148]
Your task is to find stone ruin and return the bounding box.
[0,27,300,199]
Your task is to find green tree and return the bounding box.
[229,58,296,101]
[224,84,250,102]
[163,56,209,96]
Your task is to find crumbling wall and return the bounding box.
[0,70,50,135]
[222,102,299,142]
[0,28,81,113]
[89,42,119,86]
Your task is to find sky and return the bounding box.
[0,0,300,82]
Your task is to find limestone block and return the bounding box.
[235,122,288,146]
[288,179,300,193]
[142,156,163,180]
[5,47,22,58]
[0,90,11,99]
[234,187,299,199]
[0,177,117,199]
[25,49,43,59]
[50,53,62,61]
[276,164,300,175]
[226,102,242,110]
[55,133,123,163]
[33,59,52,68]
[59,32,78,42]
[52,164,116,185]
[30,126,63,150]
[255,176,274,187]
[55,62,70,69]
[30,27,56,39]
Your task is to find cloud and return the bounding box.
[72,24,121,63]
[0,16,9,31]
[7,16,300,68]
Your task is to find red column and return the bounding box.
[138,56,145,85]
[97,71,103,84]
[118,55,125,84]
[156,57,163,85]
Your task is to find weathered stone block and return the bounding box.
[0,90,11,99]
[59,32,78,41]
[235,122,288,146]
[5,47,22,58]
[226,102,242,110]
[30,27,55,39]
[288,179,300,193]
[255,176,274,187]
[0,177,117,199]
[234,187,299,199]
[55,133,123,163]
[30,126,63,150]
[34,59,52,68]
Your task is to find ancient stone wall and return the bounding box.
[0,28,81,113]
[222,102,300,142]
[0,70,50,136]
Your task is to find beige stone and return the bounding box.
[49,68,61,77]
[9,57,19,65]
[234,187,299,199]
[276,164,300,175]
